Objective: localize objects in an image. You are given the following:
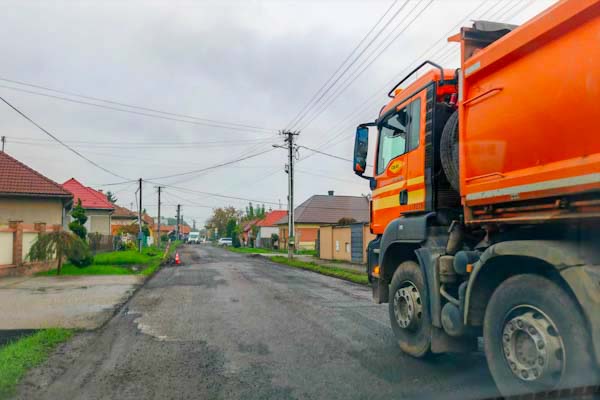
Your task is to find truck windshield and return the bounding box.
[377,110,408,174]
[376,99,421,175]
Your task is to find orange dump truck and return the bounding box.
[352,0,599,395]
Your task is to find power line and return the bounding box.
[297,0,435,132]
[0,77,275,132]
[0,95,131,180]
[285,0,400,130]
[296,169,363,184]
[300,0,536,167]
[145,147,276,181]
[288,0,412,131]
[0,84,275,135]
[301,0,501,156]
[9,136,274,147]
[8,137,273,150]
[298,145,353,163]
[150,182,281,206]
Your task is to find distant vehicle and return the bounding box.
[187,232,200,244]
[217,237,232,246]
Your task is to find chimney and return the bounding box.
[328,190,334,196]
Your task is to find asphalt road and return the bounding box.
[16,245,498,400]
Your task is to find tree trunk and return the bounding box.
[56,248,62,275]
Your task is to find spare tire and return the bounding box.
[440,110,459,192]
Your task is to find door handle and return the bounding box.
[399,190,408,205]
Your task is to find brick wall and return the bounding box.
[0,221,60,278]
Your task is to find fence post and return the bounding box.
[9,220,23,266]
[34,222,47,233]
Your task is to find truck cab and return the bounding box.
[359,65,459,235]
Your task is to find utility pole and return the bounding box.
[156,186,163,248]
[138,178,143,253]
[193,219,196,231]
[176,204,181,240]
[1,136,5,152]
[278,130,299,260]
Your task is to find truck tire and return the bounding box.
[483,274,596,397]
[389,261,432,358]
[440,110,459,192]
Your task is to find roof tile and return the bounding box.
[275,195,369,225]
[62,178,114,210]
[0,152,72,197]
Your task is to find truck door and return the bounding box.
[371,90,426,233]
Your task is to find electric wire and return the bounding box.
[0,95,131,180]
[0,77,275,132]
[285,0,402,130]
[0,85,275,135]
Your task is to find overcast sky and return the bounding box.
[0,0,555,225]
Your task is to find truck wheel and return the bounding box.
[389,261,432,358]
[484,274,596,396]
[440,110,459,192]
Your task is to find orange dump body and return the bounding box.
[455,0,600,224]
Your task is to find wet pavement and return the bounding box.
[15,244,498,400]
[0,275,144,330]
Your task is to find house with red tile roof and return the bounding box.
[275,192,369,250]
[110,204,138,235]
[0,152,74,271]
[62,178,114,236]
[240,219,259,246]
[0,151,73,227]
[255,210,287,248]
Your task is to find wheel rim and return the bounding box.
[501,306,565,386]
[393,281,422,331]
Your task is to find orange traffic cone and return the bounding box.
[175,252,181,265]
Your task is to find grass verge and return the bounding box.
[226,247,317,256]
[36,264,133,276]
[226,247,277,254]
[37,241,184,277]
[268,256,368,285]
[0,329,73,399]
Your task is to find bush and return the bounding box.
[69,200,88,240]
[67,237,94,267]
[123,241,137,251]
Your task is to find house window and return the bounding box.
[345,243,350,253]
[335,240,340,252]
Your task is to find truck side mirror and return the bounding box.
[353,126,369,176]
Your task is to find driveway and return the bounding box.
[0,275,144,330]
[15,245,498,400]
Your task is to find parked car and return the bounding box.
[217,237,233,246]
[187,232,200,244]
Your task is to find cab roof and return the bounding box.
[380,68,456,117]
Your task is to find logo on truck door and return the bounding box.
[387,159,404,175]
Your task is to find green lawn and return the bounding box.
[268,256,368,285]
[0,329,73,399]
[37,241,183,277]
[93,249,156,265]
[36,263,133,276]
[227,247,317,256]
[227,247,277,254]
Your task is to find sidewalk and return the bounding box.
[0,275,144,330]
[256,253,365,274]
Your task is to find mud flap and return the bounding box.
[372,278,389,304]
[430,327,476,354]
